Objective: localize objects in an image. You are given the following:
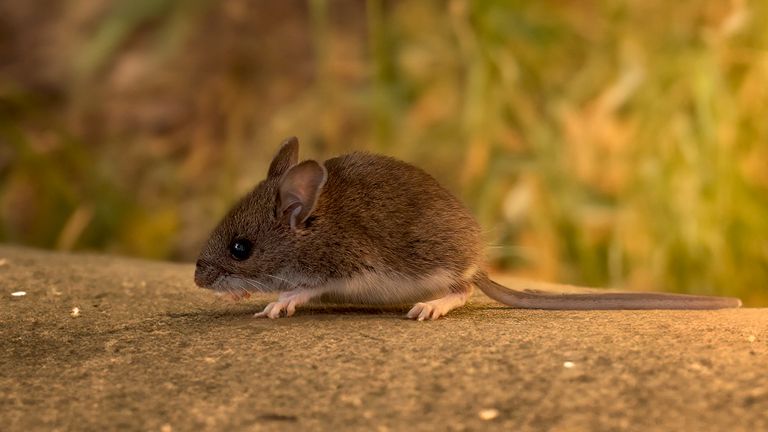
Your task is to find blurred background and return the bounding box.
[0,0,766,304]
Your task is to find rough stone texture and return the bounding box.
[1,245,766,431]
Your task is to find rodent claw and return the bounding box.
[254,289,315,319]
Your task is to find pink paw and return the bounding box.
[253,290,312,319]
[405,292,469,321]
[406,302,446,321]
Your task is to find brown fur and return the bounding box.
[196,140,481,292]
[195,137,741,312]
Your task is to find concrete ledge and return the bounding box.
[1,245,766,431]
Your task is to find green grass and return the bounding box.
[1,0,766,304]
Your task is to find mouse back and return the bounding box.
[300,152,483,279]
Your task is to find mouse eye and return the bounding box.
[228,238,253,261]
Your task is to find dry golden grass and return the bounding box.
[0,0,766,303]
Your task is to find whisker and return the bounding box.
[242,278,264,290]
[264,273,298,290]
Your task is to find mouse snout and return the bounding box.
[194,259,218,288]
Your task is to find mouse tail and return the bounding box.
[472,271,742,310]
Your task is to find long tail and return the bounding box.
[473,271,742,310]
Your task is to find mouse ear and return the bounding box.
[267,136,299,179]
[278,160,327,230]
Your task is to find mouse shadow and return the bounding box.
[163,303,508,325]
[165,303,414,320]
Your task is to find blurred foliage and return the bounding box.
[0,0,766,304]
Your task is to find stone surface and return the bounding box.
[1,245,766,431]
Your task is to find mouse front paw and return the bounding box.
[253,301,289,319]
[253,289,314,319]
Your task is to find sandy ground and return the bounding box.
[1,245,766,431]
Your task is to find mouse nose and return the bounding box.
[194,259,216,288]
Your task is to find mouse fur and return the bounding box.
[195,137,742,319]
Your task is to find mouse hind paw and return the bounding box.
[406,290,470,321]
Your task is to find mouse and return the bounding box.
[194,137,742,320]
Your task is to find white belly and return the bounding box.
[317,269,458,305]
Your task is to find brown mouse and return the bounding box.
[194,137,742,320]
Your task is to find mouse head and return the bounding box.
[194,137,327,293]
